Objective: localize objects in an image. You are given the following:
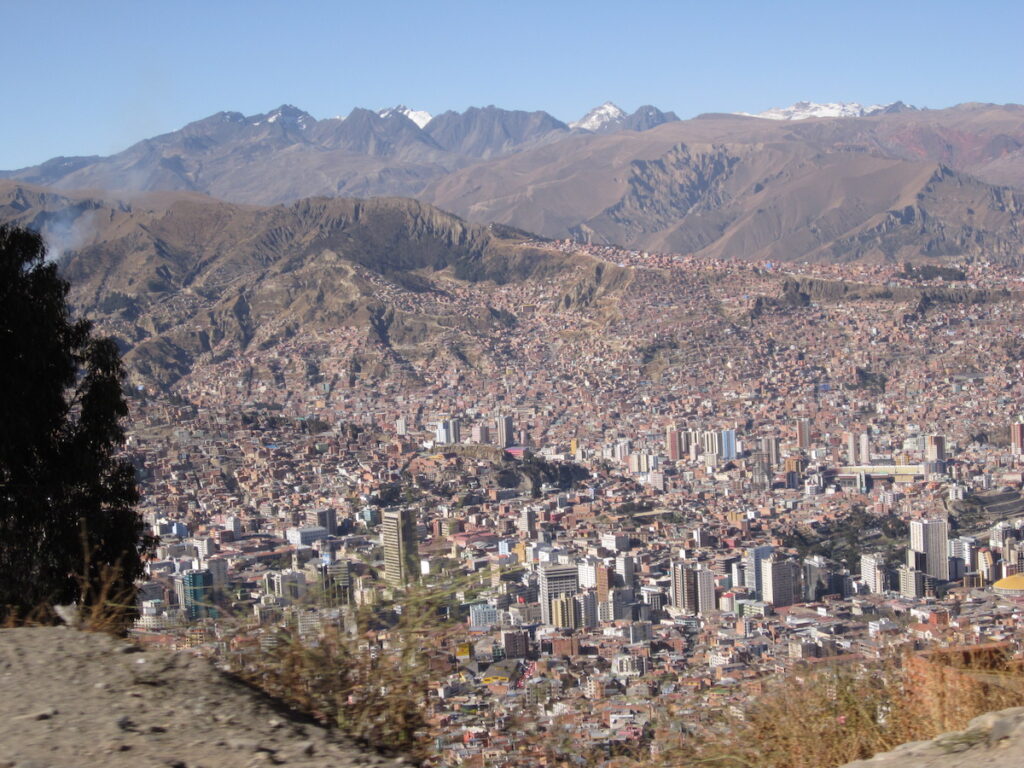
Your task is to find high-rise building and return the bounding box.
[614,554,637,591]
[576,590,598,629]
[803,555,843,601]
[517,507,537,537]
[1012,422,1024,457]
[701,430,722,457]
[695,567,716,614]
[671,562,716,615]
[578,558,612,602]
[949,536,977,572]
[578,557,600,588]
[910,518,950,581]
[925,434,946,463]
[761,557,800,607]
[539,563,578,626]
[497,415,514,449]
[322,558,352,606]
[743,545,774,599]
[671,561,696,614]
[796,418,811,450]
[666,426,682,462]
[898,566,925,599]
[176,569,215,620]
[750,452,771,490]
[860,553,887,594]
[315,508,338,536]
[501,630,529,659]
[906,549,927,572]
[435,418,461,445]
[549,594,580,630]
[267,569,307,601]
[471,424,491,444]
[206,556,228,598]
[720,429,738,461]
[760,436,781,468]
[599,587,631,622]
[383,508,419,587]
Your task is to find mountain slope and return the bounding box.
[1,105,578,202]
[569,103,680,134]
[426,104,1024,261]
[422,106,570,158]
[4,102,1023,263]
[0,182,623,388]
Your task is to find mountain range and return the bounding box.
[3,100,1024,264]
[1,103,679,205]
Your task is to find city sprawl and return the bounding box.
[122,242,1024,764]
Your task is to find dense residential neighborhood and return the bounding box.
[119,245,1024,764]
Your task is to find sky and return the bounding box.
[2,0,1022,169]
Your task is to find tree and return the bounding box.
[0,225,151,621]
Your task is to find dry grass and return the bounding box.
[2,555,139,634]
[230,584,460,764]
[658,645,1024,768]
[242,624,432,761]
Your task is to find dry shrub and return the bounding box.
[252,626,431,760]
[234,586,452,764]
[898,644,1024,734]
[74,558,141,634]
[3,553,139,634]
[674,646,1024,768]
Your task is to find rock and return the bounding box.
[16,708,58,721]
[841,705,1024,768]
[52,604,80,628]
[988,715,1016,744]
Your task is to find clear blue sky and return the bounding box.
[3,0,1021,169]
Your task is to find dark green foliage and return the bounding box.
[0,225,150,621]
[898,262,967,282]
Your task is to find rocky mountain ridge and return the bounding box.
[1,102,679,205]
[0,182,625,389]
[426,103,1024,259]
[6,102,1023,261]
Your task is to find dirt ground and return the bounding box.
[0,626,404,768]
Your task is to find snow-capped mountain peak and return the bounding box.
[739,101,898,120]
[378,105,433,129]
[570,101,627,132]
[250,105,313,129]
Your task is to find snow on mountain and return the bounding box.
[251,106,314,129]
[570,101,627,132]
[740,101,894,120]
[378,106,433,128]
